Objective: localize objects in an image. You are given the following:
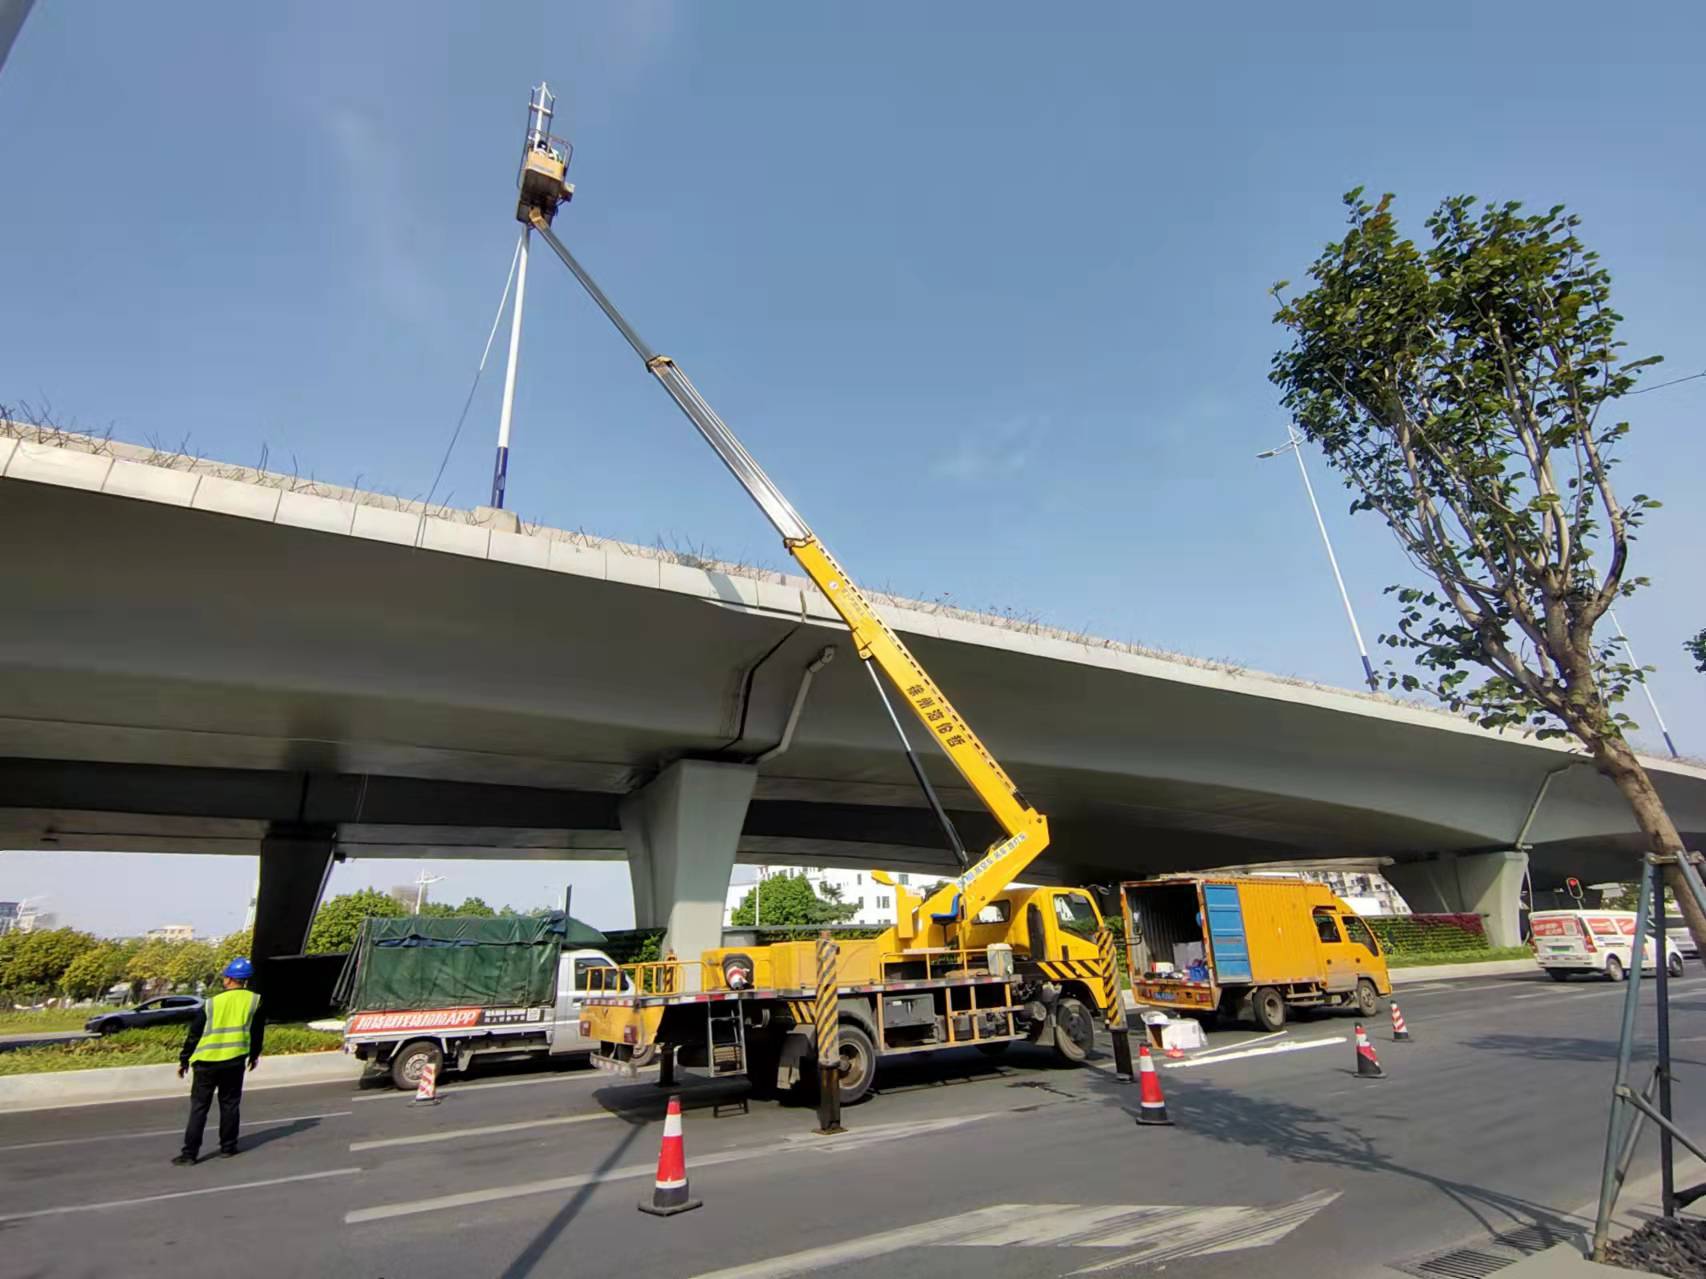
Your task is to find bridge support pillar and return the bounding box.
[251,823,337,994]
[1384,849,1528,948]
[621,760,756,973]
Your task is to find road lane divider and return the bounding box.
[349,1109,615,1151]
[1163,1036,1345,1069]
[344,1107,1032,1224]
[0,1110,352,1154]
[0,1167,362,1224]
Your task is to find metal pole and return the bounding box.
[1260,427,1378,692]
[1593,861,1653,1257]
[491,227,531,509]
[1653,859,1675,1216]
[1609,610,1680,758]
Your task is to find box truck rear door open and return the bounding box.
[1203,884,1252,982]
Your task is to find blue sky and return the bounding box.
[3,4,1702,937]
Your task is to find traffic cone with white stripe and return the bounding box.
[638,1095,702,1216]
[1134,1044,1174,1126]
[1390,1001,1410,1042]
[412,1061,440,1105]
[1354,1024,1386,1079]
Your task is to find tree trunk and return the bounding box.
[1593,735,1706,959]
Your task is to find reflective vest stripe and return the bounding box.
[190,989,259,1065]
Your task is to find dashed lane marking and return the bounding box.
[0,1111,352,1153]
[344,1108,1025,1224]
[0,1168,363,1224]
[349,1109,615,1151]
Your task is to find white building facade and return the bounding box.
[725,866,930,927]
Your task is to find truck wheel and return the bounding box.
[834,1022,877,1105]
[1251,987,1286,1032]
[391,1039,444,1091]
[1605,956,1626,982]
[630,1044,658,1068]
[1051,996,1096,1064]
[1354,979,1379,1019]
[1668,953,1685,978]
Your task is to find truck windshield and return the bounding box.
[1053,893,1100,941]
[1340,915,1381,956]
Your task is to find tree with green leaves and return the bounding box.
[62,944,130,1001]
[728,872,860,928]
[8,928,99,995]
[455,896,497,917]
[167,941,220,991]
[306,889,405,953]
[125,938,181,989]
[1687,628,1706,675]
[1271,190,1704,951]
[214,928,252,972]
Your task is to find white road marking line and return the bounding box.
[350,1066,647,1103]
[349,1109,615,1151]
[1396,981,1535,998]
[0,1111,351,1154]
[345,1108,1015,1224]
[685,1190,1341,1279]
[0,1168,362,1224]
[1188,1030,1288,1060]
[1164,1036,1345,1069]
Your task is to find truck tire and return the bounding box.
[1051,996,1096,1064]
[1251,987,1286,1032]
[1354,979,1379,1019]
[1605,956,1626,982]
[833,1021,877,1105]
[391,1039,444,1091]
[1668,953,1685,978]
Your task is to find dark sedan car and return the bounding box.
[86,995,203,1035]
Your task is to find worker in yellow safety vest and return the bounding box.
[173,957,265,1165]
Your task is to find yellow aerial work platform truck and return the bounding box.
[1120,875,1392,1032]
[510,95,1121,1106]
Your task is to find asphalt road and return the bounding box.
[3,971,1703,1279]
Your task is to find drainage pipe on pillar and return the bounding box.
[755,647,836,764]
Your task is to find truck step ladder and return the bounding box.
[706,1004,747,1077]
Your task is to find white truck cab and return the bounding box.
[1530,910,1685,982]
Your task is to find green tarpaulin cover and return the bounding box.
[336,913,607,1012]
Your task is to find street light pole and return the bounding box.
[413,871,447,914]
[1608,609,1680,758]
[1258,425,1379,693]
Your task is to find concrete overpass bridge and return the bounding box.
[4,426,1704,975]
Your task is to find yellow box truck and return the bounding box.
[1119,875,1391,1031]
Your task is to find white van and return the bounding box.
[1530,910,1684,982]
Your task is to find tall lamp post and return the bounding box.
[1257,425,1379,693]
[413,871,447,914]
[1608,610,1681,758]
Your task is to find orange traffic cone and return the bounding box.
[1354,1024,1386,1079]
[638,1095,702,1216]
[412,1061,440,1105]
[1134,1044,1174,1126]
[1390,1001,1410,1042]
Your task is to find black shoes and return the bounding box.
[171,1153,196,1166]
[218,1148,238,1158]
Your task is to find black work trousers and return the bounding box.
[182,1060,245,1157]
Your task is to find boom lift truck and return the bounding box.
[512,88,1117,1104]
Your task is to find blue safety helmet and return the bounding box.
[223,956,254,981]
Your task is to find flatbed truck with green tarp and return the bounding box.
[333,912,634,1089]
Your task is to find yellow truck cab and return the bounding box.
[1120,875,1391,1031]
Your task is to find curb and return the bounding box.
[0,1051,365,1114]
[1389,958,1539,984]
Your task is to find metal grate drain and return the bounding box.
[1390,1223,1580,1279]
[1398,1247,1518,1279]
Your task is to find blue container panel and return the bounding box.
[1203,884,1252,982]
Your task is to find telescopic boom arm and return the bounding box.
[527,211,1050,937]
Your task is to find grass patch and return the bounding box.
[1386,946,1534,968]
[0,1022,341,1076]
[0,1006,123,1033]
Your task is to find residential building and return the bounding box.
[145,924,196,943]
[15,904,56,933]
[0,901,18,937]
